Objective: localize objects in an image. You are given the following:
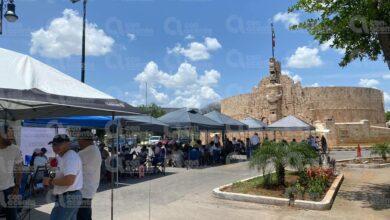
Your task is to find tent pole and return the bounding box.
[111,112,115,220]
[116,118,120,186]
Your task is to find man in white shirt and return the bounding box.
[0,126,23,220]
[43,134,83,220]
[76,129,101,220]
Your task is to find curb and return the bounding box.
[336,157,390,169]
[213,174,344,211]
[339,163,390,169]
[330,147,370,151]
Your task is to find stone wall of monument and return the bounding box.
[301,87,386,126]
[323,119,390,147]
[221,79,386,126]
[220,58,387,147]
[220,93,253,120]
[221,75,306,123]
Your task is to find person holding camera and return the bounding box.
[43,134,83,220]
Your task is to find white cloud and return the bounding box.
[383,74,390,80]
[200,70,220,86]
[273,12,300,28]
[287,46,323,68]
[204,37,222,50]
[358,78,379,88]
[310,83,320,87]
[384,92,390,102]
[319,39,333,52]
[319,38,345,54]
[132,61,221,108]
[282,70,302,83]
[30,9,114,58]
[185,34,195,40]
[167,37,222,61]
[127,33,136,42]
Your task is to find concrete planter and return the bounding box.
[213,173,344,211]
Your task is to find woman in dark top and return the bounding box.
[321,136,328,154]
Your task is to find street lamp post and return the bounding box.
[70,0,87,83]
[0,0,19,35]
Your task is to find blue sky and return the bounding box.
[1,0,389,110]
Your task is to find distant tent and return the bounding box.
[158,108,223,130]
[120,115,168,127]
[240,117,268,130]
[119,115,168,132]
[268,115,315,131]
[204,111,248,130]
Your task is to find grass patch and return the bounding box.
[225,171,298,197]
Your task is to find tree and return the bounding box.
[288,142,319,172]
[289,0,390,69]
[250,141,318,186]
[370,142,390,160]
[386,111,390,121]
[251,141,288,186]
[200,102,221,114]
[138,103,166,118]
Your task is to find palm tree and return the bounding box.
[250,140,318,186]
[288,142,318,172]
[370,143,390,161]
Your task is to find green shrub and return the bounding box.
[370,143,390,161]
[250,141,318,187]
[284,186,297,202]
[298,170,309,186]
[307,178,327,200]
[294,181,306,199]
[263,172,274,189]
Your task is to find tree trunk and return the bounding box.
[378,33,390,69]
[276,164,286,186]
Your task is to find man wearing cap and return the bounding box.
[43,134,83,220]
[76,129,101,220]
[0,126,23,220]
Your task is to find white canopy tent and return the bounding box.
[240,117,268,130]
[268,115,315,131]
[0,48,140,120]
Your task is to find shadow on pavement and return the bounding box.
[24,208,51,220]
[338,183,390,210]
[4,171,176,219]
[98,171,176,192]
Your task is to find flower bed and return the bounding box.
[216,141,343,210]
[222,167,336,202]
[214,170,344,210]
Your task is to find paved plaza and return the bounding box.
[25,150,389,220]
